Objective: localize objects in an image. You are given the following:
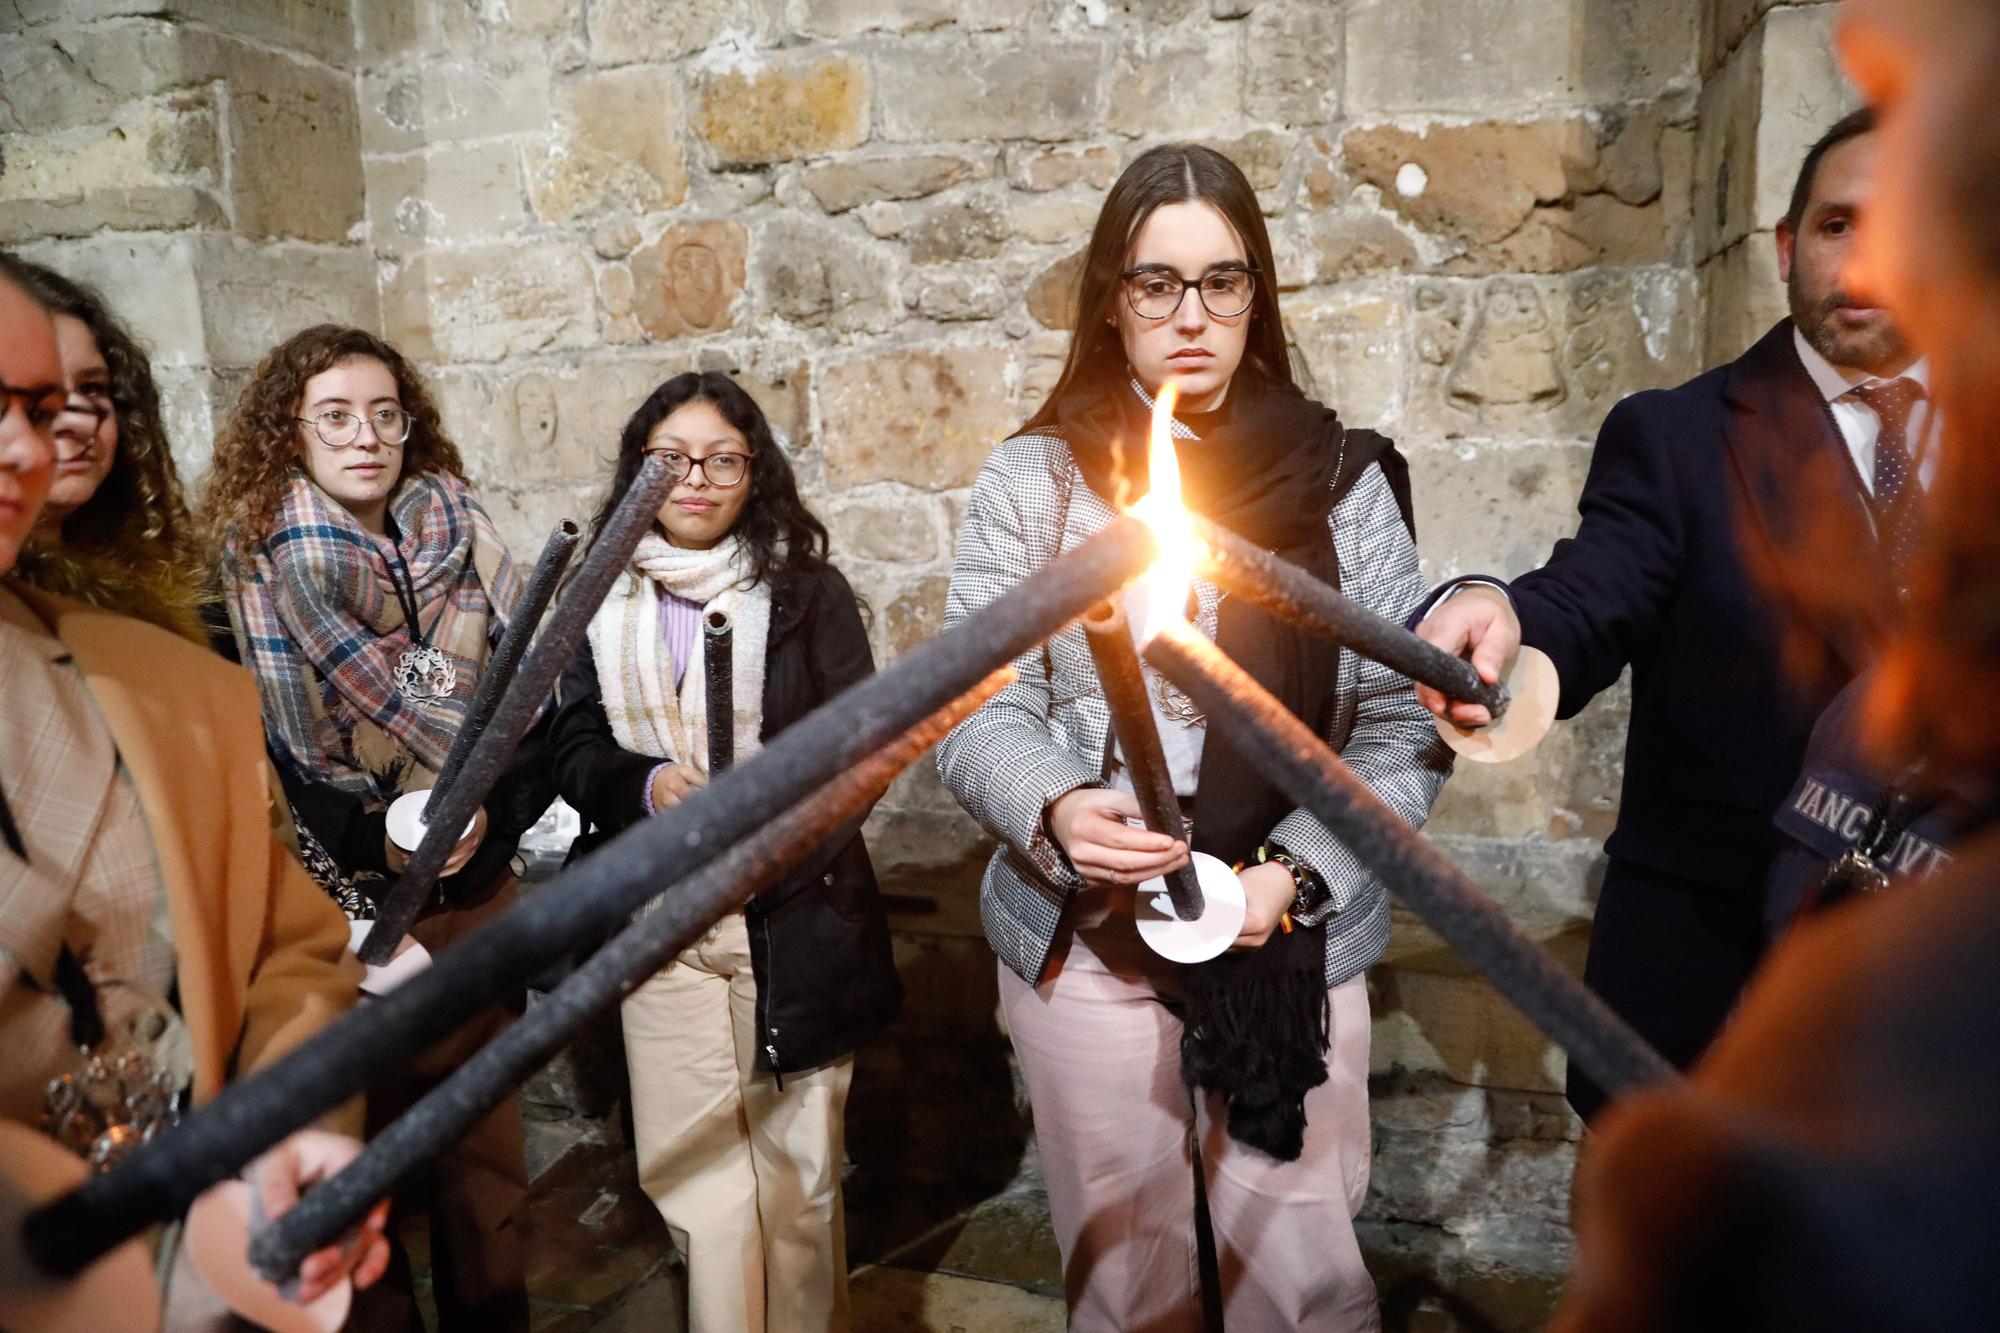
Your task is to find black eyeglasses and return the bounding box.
[295,407,413,449]
[644,449,752,488]
[56,389,115,427]
[0,377,68,433]
[1120,266,1260,321]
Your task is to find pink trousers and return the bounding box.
[999,898,1379,1332]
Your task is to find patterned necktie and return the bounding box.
[1849,377,1927,579]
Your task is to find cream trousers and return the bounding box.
[1000,898,1379,1332]
[621,911,853,1333]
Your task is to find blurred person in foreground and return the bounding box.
[0,254,388,1321]
[1557,0,2000,1327]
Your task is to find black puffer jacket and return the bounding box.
[548,560,902,1076]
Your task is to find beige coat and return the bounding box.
[10,584,363,1132]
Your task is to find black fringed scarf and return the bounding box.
[1057,370,1413,1160]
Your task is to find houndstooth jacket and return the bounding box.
[936,392,1454,990]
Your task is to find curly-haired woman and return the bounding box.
[199,324,547,1331]
[5,259,205,640]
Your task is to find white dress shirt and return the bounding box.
[1792,327,1938,496]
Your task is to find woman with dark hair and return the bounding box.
[937,143,1451,1329]
[548,370,899,1333]
[199,324,542,1331]
[1555,1,2000,1327]
[4,258,205,640]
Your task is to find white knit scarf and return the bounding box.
[585,532,770,771]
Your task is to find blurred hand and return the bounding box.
[382,806,488,877]
[1048,788,1189,888]
[649,762,709,812]
[1231,863,1298,950]
[244,1130,390,1304]
[439,808,488,877]
[1414,585,1520,728]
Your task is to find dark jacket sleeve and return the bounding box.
[548,642,660,839]
[1511,392,1687,718]
[781,567,879,880]
[803,566,876,704]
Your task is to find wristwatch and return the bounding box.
[1260,844,1330,923]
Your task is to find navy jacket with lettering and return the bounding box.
[1509,320,1885,893]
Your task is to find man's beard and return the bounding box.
[1790,275,1912,373]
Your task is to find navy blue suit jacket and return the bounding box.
[1510,320,1883,893]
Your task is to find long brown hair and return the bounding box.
[199,325,466,573]
[1,254,204,639]
[1020,143,1295,434]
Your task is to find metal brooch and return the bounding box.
[395,645,456,706]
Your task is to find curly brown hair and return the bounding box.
[199,324,466,574]
[0,254,205,640]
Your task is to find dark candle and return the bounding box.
[1081,599,1203,921]
[704,610,734,777]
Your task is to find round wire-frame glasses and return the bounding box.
[295,407,413,449]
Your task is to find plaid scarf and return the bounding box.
[226,469,521,797]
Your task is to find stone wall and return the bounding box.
[0,0,1854,1323]
[2,0,376,479]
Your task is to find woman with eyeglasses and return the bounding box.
[198,324,543,1331]
[937,143,1451,1331]
[547,371,899,1333]
[4,260,206,641]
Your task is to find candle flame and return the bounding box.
[1129,379,1194,645]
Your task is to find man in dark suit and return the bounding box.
[1414,108,1933,1121]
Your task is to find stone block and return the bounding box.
[1702,233,1786,366]
[905,192,1010,265]
[1282,292,1405,429]
[190,237,380,369]
[381,242,597,363]
[1401,438,1593,585]
[1007,144,1119,194]
[824,492,941,565]
[692,53,870,167]
[1405,269,1700,441]
[527,67,687,223]
[1308,211,1422,282]
[357,60,553,155]
[364,140,527,255]
[1202,128,1292,190]
[754,214,902,334]
[1703,0,1782,75]
[1242,3,1342,124]
[881,572,953,656]
[1010,197,1098,248]
[791,0,1035,37]
[1026,248,1087,330]
[877,39,1106,144]
[1344,114,1691,275]
[587,0,767,65]
[1109,36,1243,138]
[628,219,750,340]
[802,152,986,214]
[1752,5,1857,227]
[208,42,365,245]
[0,93,225,242]
[14,232,207,372]
[1346,0,1698,114]
[0,19,183,134]
[912,267,1011,322]
[819,342,1014,491]
[354,0,582,64]
[1410,834,1608,943]
[1370,955,1570,1093]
